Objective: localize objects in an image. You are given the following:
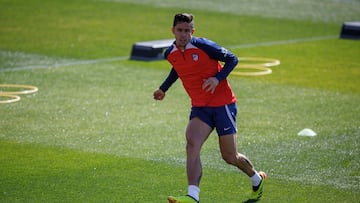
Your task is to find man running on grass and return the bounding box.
[153,13,266,203]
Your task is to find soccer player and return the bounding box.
[153,13,266,203]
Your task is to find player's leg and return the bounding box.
[218,134,266,200]
[168,117,212,203]
[186,117,213,186]
[218,134,255,176]
[213,103,255,176]
[214,103,266,200]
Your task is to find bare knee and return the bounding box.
[222,152,249,166]
[186,136,202,157]
[222,153,239,165]
[185,131,208,155]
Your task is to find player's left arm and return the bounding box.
[214,47,238,81]
[196,37,238,81]
[196,38,238,93]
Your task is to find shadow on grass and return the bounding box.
[243,199,260,203]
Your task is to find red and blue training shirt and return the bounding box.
[159,37,238,107]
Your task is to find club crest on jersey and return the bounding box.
[192,54,199,62]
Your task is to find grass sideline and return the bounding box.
[1,0,360,202]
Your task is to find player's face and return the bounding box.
[172,22,194,49]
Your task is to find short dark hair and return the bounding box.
[173,13,194,27]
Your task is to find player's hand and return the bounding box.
[202,77,219,94]
[153,89,165,100]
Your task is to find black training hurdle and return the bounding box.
[130,39,174,61]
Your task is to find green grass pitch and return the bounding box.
[0,0,359,202]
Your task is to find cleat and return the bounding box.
[167,195,199,203]
[250,171,267,200]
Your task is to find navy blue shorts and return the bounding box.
[189,103,238,136]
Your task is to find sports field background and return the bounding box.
[1,0,359,202]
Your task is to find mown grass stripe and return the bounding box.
[0,56,128,72]
[0,35,337,72]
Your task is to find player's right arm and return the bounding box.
[153,67,179,100]
[153,88,165,100]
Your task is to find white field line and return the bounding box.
[227,35,338,49]
[0,35,338,72]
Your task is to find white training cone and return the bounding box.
[297,128,317,137]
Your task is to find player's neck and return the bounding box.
[176,44,186,51]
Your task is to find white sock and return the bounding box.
[250,172,262,186]
[187,185,200,202]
